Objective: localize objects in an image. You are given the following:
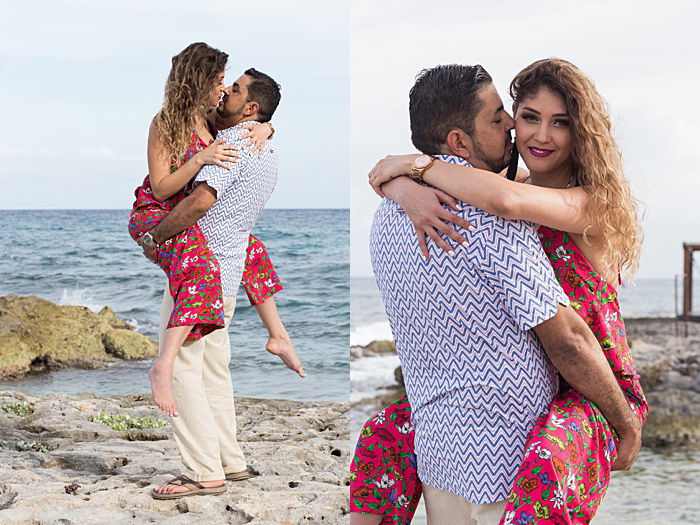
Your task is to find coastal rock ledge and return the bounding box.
[0,295,157,381]
[0,391,350,524]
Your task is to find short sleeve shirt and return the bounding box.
[194,121,278,296]
[369,154,569,503]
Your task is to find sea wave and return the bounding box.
[59,288,102,313]
[350,320,393,347]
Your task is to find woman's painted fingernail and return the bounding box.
[462,241,469,248]
[448,250,455,257]
[468,225,476,232]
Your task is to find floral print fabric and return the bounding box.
[128,131,283,341]
[499,226,648,525]
[350,395,421,524]
[243,235,284,305]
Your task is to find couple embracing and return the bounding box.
[351,60,648,524]
[128,43,304,499]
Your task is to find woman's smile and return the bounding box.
[527,146,554,158]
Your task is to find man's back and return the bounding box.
[369,156,568,503]
[195,121,278,296]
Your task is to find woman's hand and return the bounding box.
[240,122,274,158]
[368,154,420,197]
[383,177,474,260]
[196,139,240,170]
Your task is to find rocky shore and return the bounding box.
[0,391,350,524]
[352,318,700,450]
[0,295,157,381]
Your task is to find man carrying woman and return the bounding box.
[352,60,646,524]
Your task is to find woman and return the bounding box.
[128,43,303,421]
[358,58,648,524]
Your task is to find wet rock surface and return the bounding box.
[0,391,350,524]
[0,295,157,381]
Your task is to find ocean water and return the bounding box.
[350,275,700,524]
[351,275,693,347]
[0,209,349,401]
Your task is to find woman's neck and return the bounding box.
[529,165,573,189]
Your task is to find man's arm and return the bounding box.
[533,304,642,470]
[138,183,217,260]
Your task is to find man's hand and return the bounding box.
[382,177,473,260]
[611,416,642,471]
[136,234,158,263]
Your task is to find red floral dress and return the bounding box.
[499,227,648,525]
[128,131,282,341]
[349,395,422,524]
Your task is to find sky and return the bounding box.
[0,1,349,209]
[350,0,700,279]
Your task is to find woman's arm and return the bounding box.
[371,154,599,236]
[147,119,238,202]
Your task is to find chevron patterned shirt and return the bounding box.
[194,121,278,296]
[369,154,569,503]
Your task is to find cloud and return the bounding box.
[0,145,143,162]
[77,147,143,162]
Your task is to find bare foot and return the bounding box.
[153,477,224,495]
[266,336,306,377]
[148,361,179,417]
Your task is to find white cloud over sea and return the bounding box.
[350,0,700,279]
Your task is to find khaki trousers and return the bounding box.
[159,289,246,481]
[422,483,507,525]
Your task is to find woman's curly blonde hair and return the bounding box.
[153,43,228,166]
[510,58,643,279]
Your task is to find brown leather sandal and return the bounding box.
[150,475,226,500]
[225,469,255,482]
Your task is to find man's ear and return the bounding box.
[244,101,260,118]
[445,129,473,160]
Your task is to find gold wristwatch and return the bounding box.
[410,155,435,183]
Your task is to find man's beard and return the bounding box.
[216,100,244,121]
[472,134,512,173]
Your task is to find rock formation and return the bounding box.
[0,391,350,524]
[0,295,157,381]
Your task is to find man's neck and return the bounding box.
[215,115,258,131]
[436,146,490,171]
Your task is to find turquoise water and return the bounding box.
[0,209,349,401]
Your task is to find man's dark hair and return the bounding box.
[409,64,492,154]
[244,68,281,123]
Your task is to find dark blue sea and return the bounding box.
[0,209,349,402]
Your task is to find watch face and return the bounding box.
[415,155,432,168]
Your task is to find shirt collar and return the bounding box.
[434,154,472,167]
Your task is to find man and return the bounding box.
[368,65,640,524]
[141,68,282,498]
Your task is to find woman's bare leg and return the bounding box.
[254,296,305,377]
[349,513,383,525]
[149,325,193,417]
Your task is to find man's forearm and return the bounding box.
[548,331,638,434]
[150,197,208,244]
[535,307,639,436]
